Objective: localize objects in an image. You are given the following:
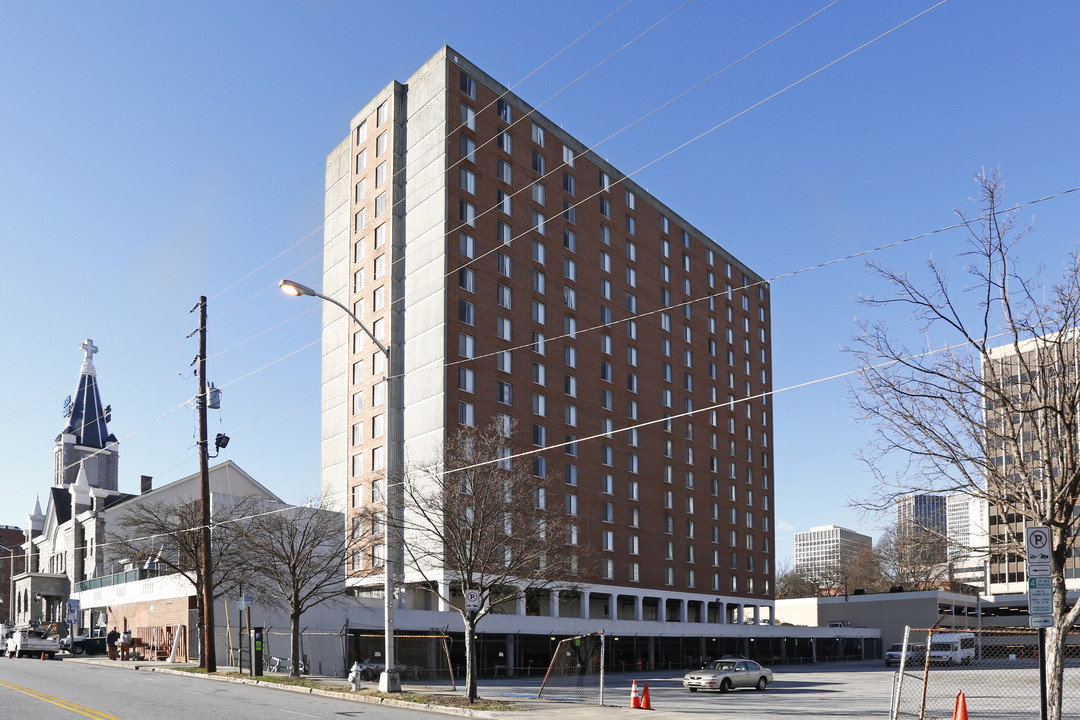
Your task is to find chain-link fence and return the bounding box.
[213,627,349,677]
[890,627,1080,720]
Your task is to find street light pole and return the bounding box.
[280,279,402,692]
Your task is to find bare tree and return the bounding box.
[241,497,350,677]
[393,422,591,702]
[774,560,819,599]
[874,524,949,591]
[108,497,254,668]
[849,171,1080,719]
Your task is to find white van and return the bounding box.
[927,632,975,665]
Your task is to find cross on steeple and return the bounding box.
[80,338,98,376]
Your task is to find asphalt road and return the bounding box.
[0,656,438,720]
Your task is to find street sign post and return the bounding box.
[1026,526,1052,577]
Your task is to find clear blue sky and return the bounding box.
[2,1,1078,569]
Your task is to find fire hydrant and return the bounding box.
[348,662,363,691]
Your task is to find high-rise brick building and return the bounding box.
[321,47,775,645]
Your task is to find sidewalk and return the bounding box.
[59,654,657,720]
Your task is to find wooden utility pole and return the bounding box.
[197,296,216,672]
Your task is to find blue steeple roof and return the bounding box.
[61,339,116,449]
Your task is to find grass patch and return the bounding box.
[171,669,518,711]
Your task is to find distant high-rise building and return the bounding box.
[945,493,989,588]
[793,525,872,581]
[320,46,776,633]
[983,335,1080,593]
[895,494,948,564]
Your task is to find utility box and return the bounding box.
[251,627,263,676]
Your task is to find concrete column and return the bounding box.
[678,599,687,623]
[581,592,590,619]
[634,595,643,621]
[551,590,559,618]
[438,580,452,611]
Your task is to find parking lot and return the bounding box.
[474,661,898,718]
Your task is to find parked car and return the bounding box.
[885,642,925,667]
[683,659,772,693]
[60,630,109,656]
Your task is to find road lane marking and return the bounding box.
[0,679,124,720]
[280,711,319,718]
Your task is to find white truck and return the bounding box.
[6,623,60,659]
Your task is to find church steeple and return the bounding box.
[54,339,119,491]
[62,339,115,449]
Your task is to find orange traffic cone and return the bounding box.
[952,691,968,720]
[629,680,641,709]
[640,682,653,710]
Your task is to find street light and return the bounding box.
[280,278,402,692]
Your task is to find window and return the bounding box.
[563,172,575,195]
[532,210,546,235]
[531,151,545,174]
[564,345,577,368]
[497,221,512,245]
[532,301,546,324]
[460,71,476,98]
[459,200,475,226]
[459,232,475,258]
[532,122,545,146]
[458,333,474,358]
[497,350,512,373]
[599,197,610,218]
[532,393,546,416]
[458,401,475,426]
[497,251,512,277]
[564,287,576,309]
[458,299,475,326]
[625,214,636,235]
[376,131,388,156]
[531,240,545,264]
[497,98,512,122]
[532,424,546,446]
[562,201,575,225]
[355,120,368,145]
[532,270,546,294]
[460,136,476,163]
[496,316,511,340]
[497,129,511,153]
[497,158,512,184]
[355,178,366,203]
[600,278,611,300]
[566,494,578,516]
[532,362,546,385]
[497,190,511,215]
[562,145,575,167]
[459,167,475,194]
[497,284,512,309]
[375,192,386,217]
[602,531,614,552]
[356,148,367,173]
[532,182,545,204]
[497,381,513,405]
[354,208,366,233]
[374,223,387,248]
[599,170,611,191]
[458,267,475,292]
[460,103,476,130]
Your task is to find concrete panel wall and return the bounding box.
[322,138,351,510]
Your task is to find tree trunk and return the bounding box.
[195,592,206,670]
[463,615,477,703]
[1045,626,1063,720]
[290,599,302,678]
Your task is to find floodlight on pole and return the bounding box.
[279,278,402,693]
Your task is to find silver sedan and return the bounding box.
[682,659,773,692]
